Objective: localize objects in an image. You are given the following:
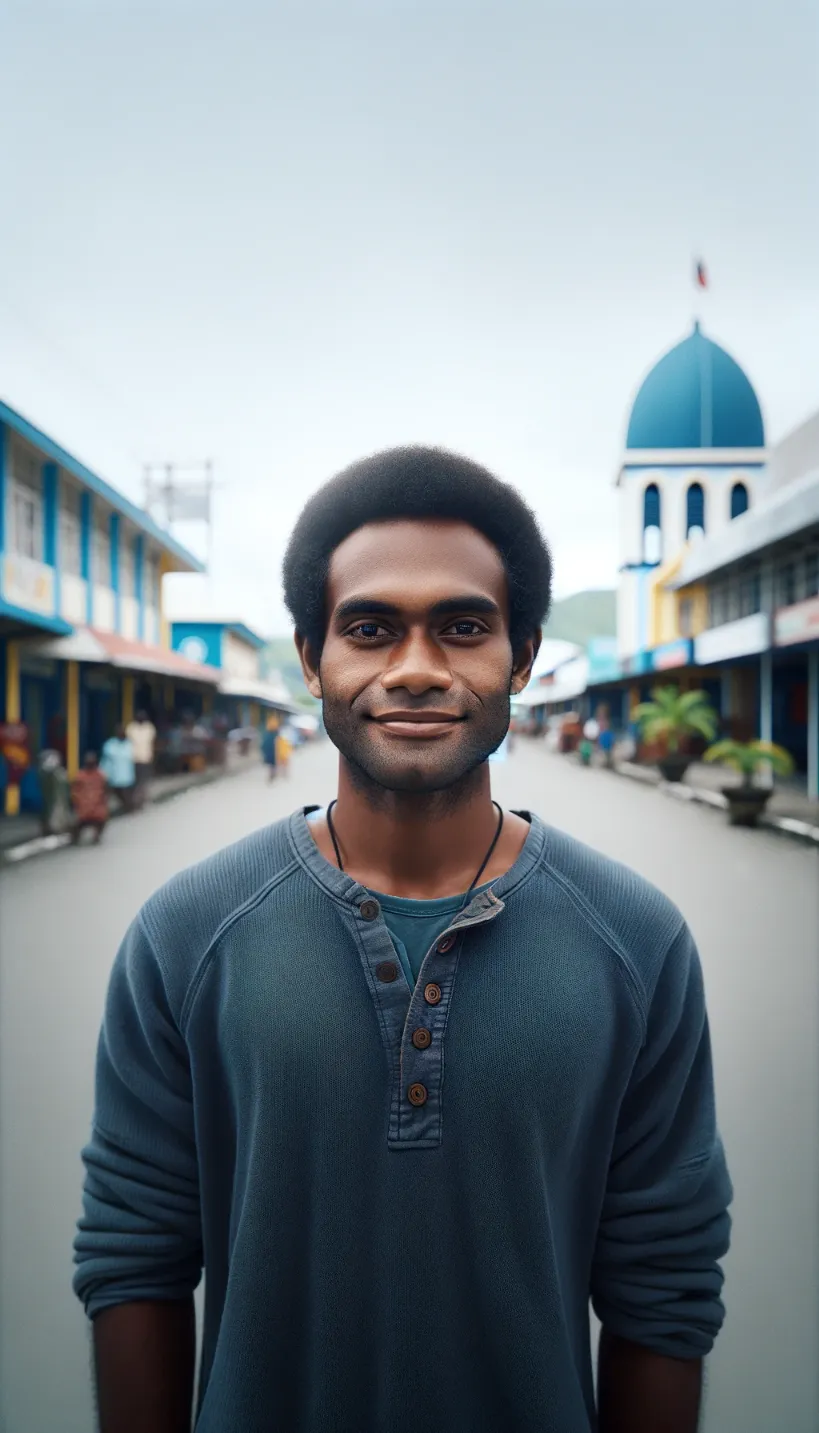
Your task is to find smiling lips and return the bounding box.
[370,711,464,739]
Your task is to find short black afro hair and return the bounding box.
[282,445,552,655]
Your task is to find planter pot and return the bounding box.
[657,753,691,783]
[722,785,772,827]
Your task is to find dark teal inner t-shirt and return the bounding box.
[372,883,493,986]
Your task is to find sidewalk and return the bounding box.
[0,751,257,866]
[615,756,819,845]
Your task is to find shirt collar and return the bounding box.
[287,803,546,907]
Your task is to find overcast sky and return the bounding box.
[1,1,817,635]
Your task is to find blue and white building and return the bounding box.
[0,400,217,815]
[171,620,297,727]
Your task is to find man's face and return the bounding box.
[298,518,538,794]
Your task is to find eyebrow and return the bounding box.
[334,595,502,622]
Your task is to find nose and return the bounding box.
[380,628,454,697]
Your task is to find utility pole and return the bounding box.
[143,460,217,581]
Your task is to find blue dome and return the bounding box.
[626,323,764,450]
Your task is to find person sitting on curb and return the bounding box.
[70,752,109,846]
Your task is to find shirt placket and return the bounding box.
[350,889,506,1151]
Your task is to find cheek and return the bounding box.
[320,646,380,700]
[453,645,513,692]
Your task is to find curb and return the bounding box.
[0,760,252,869]
[615,762,819,847]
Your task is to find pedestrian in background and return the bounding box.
[100,724,136,813]
[275,722,292,776]
[598,720,615,770]
[261,716,279,782]
[126,709,157,810]
[70,752,109,845]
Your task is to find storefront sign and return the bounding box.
[694,612,770,666]
[178,635,210,665]
[650,638,693,671]
[0,722,31,782]
[774,595,819,648]
[2,554,55,617]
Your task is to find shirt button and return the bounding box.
[424,982,442,1005]
[375,960,399,983]
[408,1083,428,1106]
[411,1027,432,1049]
[359,899,380,921]
[436,934,456,954]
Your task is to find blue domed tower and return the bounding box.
[616,322,767,659]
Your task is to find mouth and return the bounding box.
[369,712,465,740]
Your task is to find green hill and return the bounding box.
[260,637,317,708]
[543,589,616,647]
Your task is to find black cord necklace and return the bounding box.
[325,799,505,910]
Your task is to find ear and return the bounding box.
[509,629,541,695]
[294,631,323,700]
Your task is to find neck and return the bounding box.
[330,757,500,897]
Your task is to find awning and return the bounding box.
[90,629,222,683]
[218,674,299,712]
[22,626,222,684]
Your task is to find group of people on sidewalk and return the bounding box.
[52,712,157,846]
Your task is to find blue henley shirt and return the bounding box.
[73,806,733,1432]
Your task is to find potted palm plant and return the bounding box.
[702,739,795,826]
[632,685,719,782]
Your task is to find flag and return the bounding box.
[695,259,708,289]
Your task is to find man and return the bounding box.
[70,751,109,845]
[126,708,157,809]
[74,448,732,1433]
[99,723,136,813]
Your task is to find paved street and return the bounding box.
[1,738,817,1433]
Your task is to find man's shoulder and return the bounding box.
[532,819,686,1011]
[137,812,302,970]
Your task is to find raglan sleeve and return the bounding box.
[590,917,733,1358]
[72,911,203,1318]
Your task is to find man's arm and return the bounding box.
[590,920,733,1409]
[73,915,203,1428]
[93,1300,196,1433]
[597,1329,702,1433]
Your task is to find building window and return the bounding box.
[146,551,161,609]
[708,584,732,628]
[59,484,83,576]
[93,509,111,587]
[727,579,742,623]
[120,532,135,598]
[679,599,693,637]
[10,481,44,560]
[643,483,661,563]
[740,569,761,617]
[778,560,796,608]
[730,482,749,519]
[805,550,819,598]
[686,482,706,541]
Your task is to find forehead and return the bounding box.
[326,519,508,612]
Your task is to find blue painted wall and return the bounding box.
[81,492,93,623]
[110,512,121,632]
[43,463,60,615]
[0,424,7,559]
[135,534,145,639]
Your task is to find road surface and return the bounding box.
[1,739,817,1432]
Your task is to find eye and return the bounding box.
[347,622,392,641]
[444,621,486,638]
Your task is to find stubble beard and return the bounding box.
[320,691,512,809]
